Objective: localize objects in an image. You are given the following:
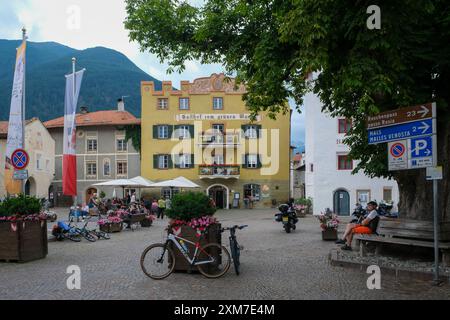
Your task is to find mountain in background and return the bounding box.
[0,40,162,121]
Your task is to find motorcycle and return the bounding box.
[378,200,398,218]
[351,203,366,223]
[275,204,298,233]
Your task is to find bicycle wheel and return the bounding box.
[81,230,97,242]
[96,231,111,240]
[141,243,175,280]
[66,233,81,242]
[230,239,241,276]
[196,243,231,279]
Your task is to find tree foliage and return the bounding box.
[125,0,450,181]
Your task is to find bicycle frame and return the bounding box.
[164,233,215,266]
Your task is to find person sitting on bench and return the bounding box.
[336,201,380,251]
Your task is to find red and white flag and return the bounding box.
[63,69,84,196]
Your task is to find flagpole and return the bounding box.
[72,57,77,207]
[21,27,27,195]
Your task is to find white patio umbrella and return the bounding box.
[129,176,154,187]
[93,179,145,199]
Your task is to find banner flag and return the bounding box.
[62,69,84,196]
[5,41,26,169]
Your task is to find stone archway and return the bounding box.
[207,184,230,210]
[25,177,37,196]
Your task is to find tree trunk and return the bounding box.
[395,121,449,222]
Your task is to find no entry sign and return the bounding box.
[11,149,29,171]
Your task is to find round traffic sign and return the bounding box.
[390,143,405,158]
[11,149,29,170]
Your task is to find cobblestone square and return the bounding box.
[0,209,448,300]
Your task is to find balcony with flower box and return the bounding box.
[199,165,241,179]
[198,133,240,148]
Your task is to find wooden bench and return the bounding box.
[354,218,450,267]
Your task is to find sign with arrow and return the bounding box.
[388,135,436,171]
[368,118,434,144]
[367,102,435,129]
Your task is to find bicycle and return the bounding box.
[69,218,97,242]
[221,225,248,275]
[80,216,111,240]
[140,228,231,280]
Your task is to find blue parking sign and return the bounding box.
[410,136,433,158]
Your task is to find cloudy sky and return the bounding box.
[0,0,304,149]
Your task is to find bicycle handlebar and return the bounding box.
[222,225,248,231]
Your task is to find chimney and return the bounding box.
[117,98,125,112]
[80,106,89,114]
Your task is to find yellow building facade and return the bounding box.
[141,74,291,209]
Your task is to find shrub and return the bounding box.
[99,191,106,199]
[295,197,313,207]
[165,192,217,221]
[0,194,42,217]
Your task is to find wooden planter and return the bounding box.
[322,228,338,241]
[99,222,123,233]
[0,220,48,263]
[140,219,153,228]
[295,209,307,218]
[168,223,222,273]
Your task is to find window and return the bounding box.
[157,98,169,110]
[36,153,42,171]
[383,188,393,202]
[246,125,258,139]
[357,190,370,208]
[247,154,258,168]
[117,161,128,176]
[213,97,223,110]
[213,154,224,165]
[179,154,192,169]
[179,98,190,110]
[87,139,98,152]
[244,184,261,201]
[158,155,169,169]
[310,164,314,172]
[338,155,353,170]
[178,125,190,139]
[86,162,97,178]
[158,126,169,139]
[162,188,179,198]
[338,119,352,134]
[212,124,224,134]
[103,159,111,176]
[116,138,127,152]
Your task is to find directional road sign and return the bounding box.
[11,149,29,171]
[368,118,434,145]
[367,102,435,129]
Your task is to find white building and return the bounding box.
[304,88,399,216]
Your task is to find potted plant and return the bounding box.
[0,195,48,262]
[140,214,156,227]
[294,197,313,217]
[165,192,220,272]
[317,209,340,241]
[98,215,123,233]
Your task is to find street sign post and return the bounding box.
[11,148,29,171]
[387,135,436,171]
[13,170,29,181]
[368,118,434,144]
[367,102,435,129]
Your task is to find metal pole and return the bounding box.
[72,57,77,207]
[21,27,27,195]
[433,179,440,285]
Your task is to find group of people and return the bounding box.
[145,197,171,219]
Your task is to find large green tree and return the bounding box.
[125,0,450,221]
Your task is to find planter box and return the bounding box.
[295,210,307,218]
[0,220,48,263]
[322,228,338,241]
[140,219,153,228]
[168,223,222,273]
[99,222,123,233]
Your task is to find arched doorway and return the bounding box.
[333,189,350,216]
[25,177,37,196]
[207,184,229,210]
[48,185,55,207]
[86,187,98,205]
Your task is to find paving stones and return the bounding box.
[0,209,448,300]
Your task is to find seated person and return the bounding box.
[336,201,380,251]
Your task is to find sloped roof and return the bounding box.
[44,110,141,129]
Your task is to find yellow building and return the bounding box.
[141,74,291,209]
